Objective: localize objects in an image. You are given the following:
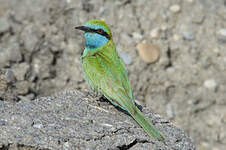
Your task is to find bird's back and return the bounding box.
[82,41,134,109]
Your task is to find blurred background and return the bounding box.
[0,0,226,149]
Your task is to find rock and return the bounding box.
[203,79,217,91]
[18,93,35,101]
[0,16,10,33]
[33,123,44,129]
[217,28,226,43]
[120,53,132,65]
[186,0,195,3]
[169,4,181,13]
[132,32,143,40]
[47,32,65,52]
[32,50,54,79]
[160,24,168,31]
[179,25,195,40]
[20,24,42,52]
[15,81,30,95]
[192,13,204,24]
[0,91,195,150]
[172,34,181,41]
[150,28,160,39]
[200,142,211,150]
[1,69,16,84]
[12,63,30,81]
[136,41,160,63]
[0,37,22,67]
[0,69,15,92]
[166,104,175,119]
[218,29,226,37]
[0,69,18,102]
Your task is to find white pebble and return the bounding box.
[187,0,195,3]
[150,28,159,39]
[132,32,143,40]
[173,34,181,41]
[218,28,226,37]
[169,4,181,13]
[204,79,217,91]
[166,104,175,119]
[64,142,70,148]
[33,123,43,129]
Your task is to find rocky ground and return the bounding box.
[0,0,225,149]
[0,91,195,150]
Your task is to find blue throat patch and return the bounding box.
[84,32,109,49]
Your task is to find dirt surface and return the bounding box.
[0,0,225,149]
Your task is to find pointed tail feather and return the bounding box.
[128,107,164,141]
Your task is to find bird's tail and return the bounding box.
[128,106,164,141]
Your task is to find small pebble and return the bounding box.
[98,7,106,15]
[217,28,226,43]
[204,79,217,91]
[150,28,160,39]
[200,142,210,149]
[12,62,30,81]
[173,34,181,41]
[0,120,6,126]
[160,24,168,31]
[192,13,204,24]
[63,141,70,149]
[166,104,175,119]
[213,48,220,55]
[132,32,143,40]
[222,113,226,123]
[169,4,181,13]
[120,53,132,65]
[219,131,226,141]
[180,25,194,40]
[5,69,16,84]
[0,16,10,33]
[136,41,160,63]
[187,0,195,3]
[33,123,44,129]
[166,67,176,73]
[218,28,226,37]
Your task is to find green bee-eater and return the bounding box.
[75,20,164,141]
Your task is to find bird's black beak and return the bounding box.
[74,26,90,32]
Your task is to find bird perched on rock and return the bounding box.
[75,20,164,141]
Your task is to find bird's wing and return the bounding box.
[118,58,134,101]
[97,53,135,112]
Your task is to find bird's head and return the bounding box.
[75,20,112,49]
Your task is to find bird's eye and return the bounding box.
[97,29,103,34]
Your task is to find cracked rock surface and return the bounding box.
[0,91,195,150]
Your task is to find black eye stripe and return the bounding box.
[89,28,111,40]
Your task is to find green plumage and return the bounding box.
[77,20,164,141]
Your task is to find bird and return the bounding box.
[75,20,164,141]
